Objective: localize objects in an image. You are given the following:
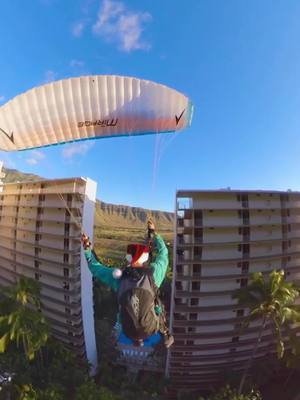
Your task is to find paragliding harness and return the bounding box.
[118,266,160,341]
[117,228,173,347]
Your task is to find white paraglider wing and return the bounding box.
[0,75,193,151]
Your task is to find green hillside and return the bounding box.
[93,200,174,261]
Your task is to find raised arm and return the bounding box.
[81,233,119,292]
[147,220,169,288]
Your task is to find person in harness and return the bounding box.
[81,219,174,348]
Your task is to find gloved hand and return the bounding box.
[147,218,155,237]
[81,233,92,250]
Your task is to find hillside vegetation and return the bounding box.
[94,200,174,261]
[2,167,174,261]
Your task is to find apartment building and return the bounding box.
[0,177,97,372]
[167,189,300,391]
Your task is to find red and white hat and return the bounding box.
[126,244,149,266]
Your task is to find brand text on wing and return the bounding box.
[78,119,118,128]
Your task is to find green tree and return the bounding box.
[198,385,262,400]
[18,384,38,400]
[75,379,120,400]
[37,384,65,400]
[233,270,300,394]
[0,277,49,360]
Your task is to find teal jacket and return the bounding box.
[84,234,169,291]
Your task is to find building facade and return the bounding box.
[0,177,97,372]
[166,189,300,391]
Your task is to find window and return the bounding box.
[172,352,182,357]
[63,282,70,290]
[236,309,244,317]
[63,268,69,277]
[64,253,69,263]
[65,223,70,235]
[175,281,183,290]
[64,295,70,303]
[191,281,200,291]
[176,265,183,274]
[187,327,196,333]
[186,340,194,345]
[189,313,197,320]
[64,239,69,249]
[175,298,183,305]
[241,262,249,274]
[35,247,41,256]
[193,264,201,274]
[173,327,185,333]
[243,244,250,254]
[240,278,248,288]
[34,260,39,269]
[65,308,71,315]
[34,273,40,281]
[194,247,202,258]
[174,313,186,321]
[195,228,203,241]
[190,298,199,306]
[235,323,242,331]
[232,336,239,343]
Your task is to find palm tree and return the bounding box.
[233,269,300,394]
[0,277,49,360]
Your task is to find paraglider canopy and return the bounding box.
[0,75,193,151]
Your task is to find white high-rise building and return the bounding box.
[0,177,97,373]
[167,189,300,392]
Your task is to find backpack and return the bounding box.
[117,267,160,341]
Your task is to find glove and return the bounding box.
[81,233,92,250]
[147,219,155,238]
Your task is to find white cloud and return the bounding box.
[25,150,45,165]
[70,59,85,68]
[62,141,94,160]
[92,0,152,52]
[44,70,57,83]
[0,95,5,103]
[72,21,86,37]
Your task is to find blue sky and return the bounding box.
[1,0,300,211]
